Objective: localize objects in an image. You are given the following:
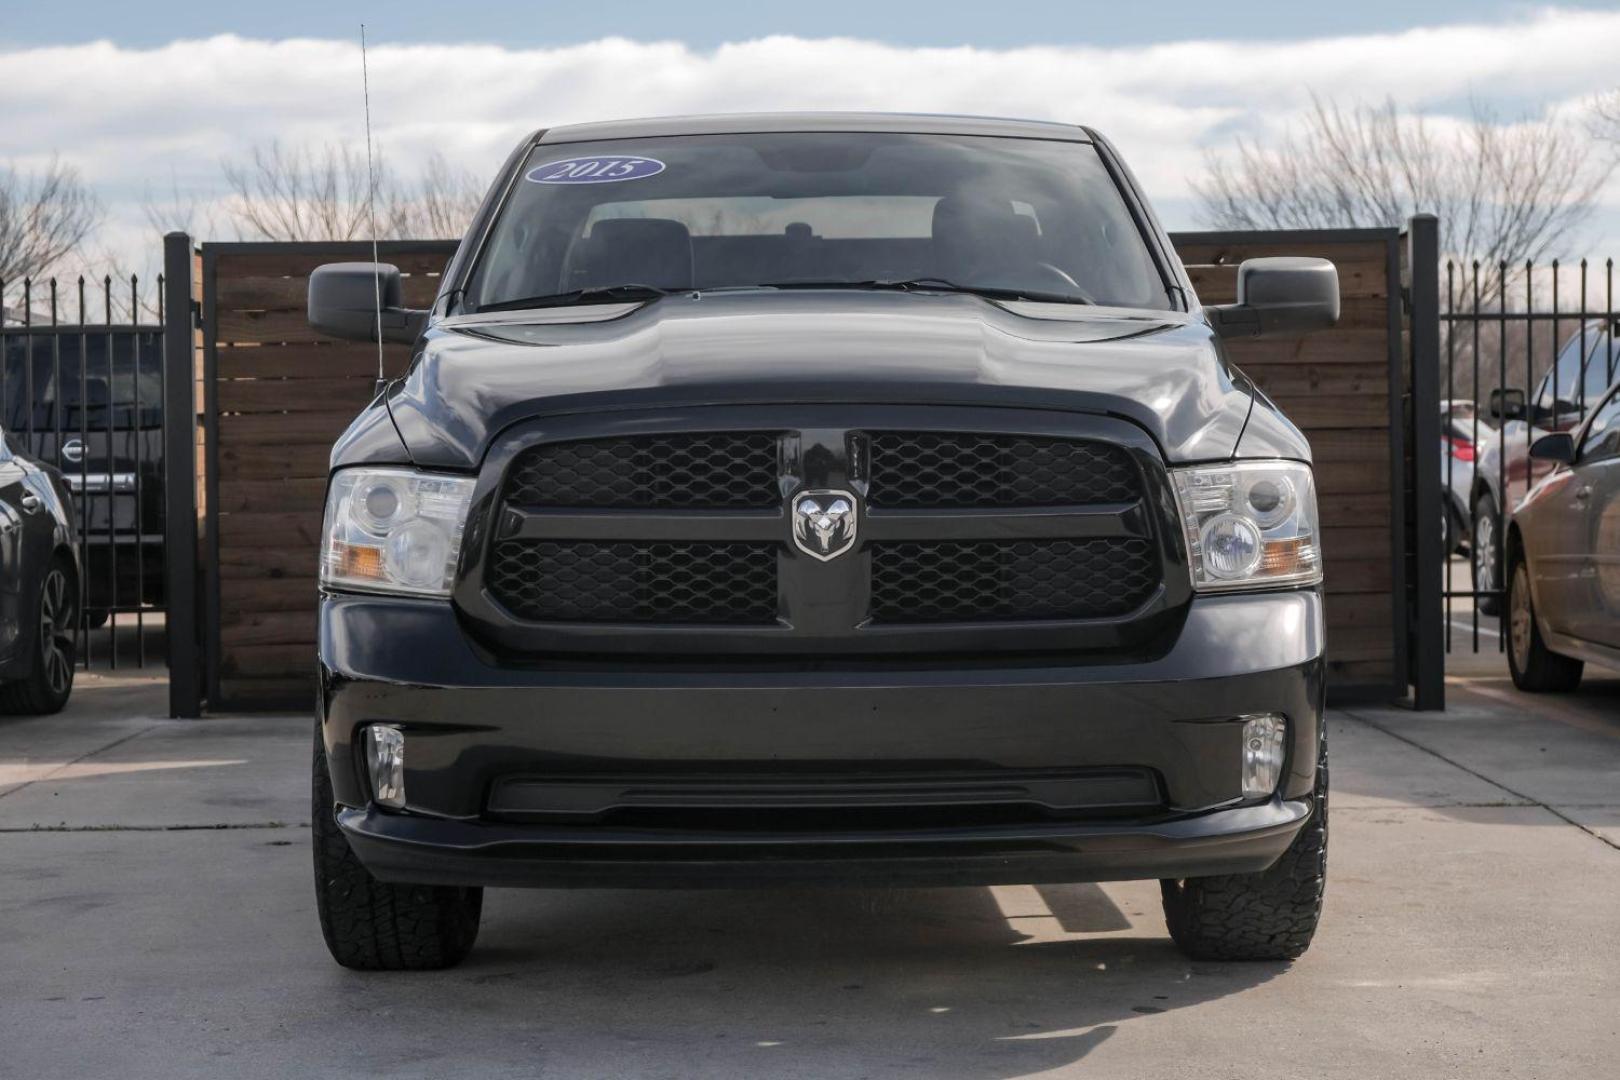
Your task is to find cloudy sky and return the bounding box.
[3,2,1620,278]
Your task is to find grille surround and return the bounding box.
[466,410,1179,653]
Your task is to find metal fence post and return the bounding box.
[162,232,202,717]
[1408,214,1445,710]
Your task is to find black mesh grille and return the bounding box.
[869,539,1157,623]
[504,433,779,508]
[866,432,1139,508]
[488,541,778,624]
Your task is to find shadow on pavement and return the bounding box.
[348,882,1287,1077]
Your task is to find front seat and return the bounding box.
[568,218,695,292]
[931,196,1039,284]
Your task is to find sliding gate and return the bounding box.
[0,274,169,670]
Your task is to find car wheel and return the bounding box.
[1160,729,1328,962]
[0,558,77,716]
[311,727,483,971]
[1472,492,1503,616]
[1507,550,1582,693]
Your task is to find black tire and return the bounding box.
[1507,546,1583,693]
[311,730,483,970]
[0,557,76,715]
[1472,491,1503,616]
[1442,498,1470,557]
[1161,732,1328,962]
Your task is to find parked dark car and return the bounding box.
[1505,380,1620,691]
[1472,320,1619,613]
[0,427,80,713]
[1,329,165,626]
[307,114,1339,971]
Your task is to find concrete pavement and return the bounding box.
[1,670,1617,1078]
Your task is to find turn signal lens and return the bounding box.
[1171,461,1321,592]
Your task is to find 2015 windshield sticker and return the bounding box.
[526,156,667,184]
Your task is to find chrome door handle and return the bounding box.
[18,492,42,514]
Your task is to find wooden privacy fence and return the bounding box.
[199,241,457,706]
[1172,227,1409,698]
[186,229,1414,711]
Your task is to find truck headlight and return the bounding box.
[321,467,476,597]
[1171,461,1321,591]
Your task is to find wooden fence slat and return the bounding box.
[217,411,370,445]
[215,376,379,414]
[1214,329,1391,367]
[218,511,324,547]
[218,676,313,708]
[1271,395,1394,429]
[217,478,329,513]
[218,442,334,480]
[1244,361,1391,398]
[221,642,322,677]
[216,343,413,380]
[215,274,440,310]
[219,543,318,576]
[219,579,318,614]
[220,609,318,647]
[214,249,453,279]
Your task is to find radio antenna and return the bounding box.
[360,23,384,385]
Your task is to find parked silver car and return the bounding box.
[1472,321,1619,613]
[1505,380,1620,690]
[1440,400,1486,556]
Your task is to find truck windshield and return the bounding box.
[463,132,1173,313]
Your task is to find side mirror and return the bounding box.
[1529,432,1576,465]
[1489,388,1527,422]
[1208,257,1340,340]
[307,262,427,345]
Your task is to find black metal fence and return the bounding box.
[1440,257,1620,653]
[0,274,168,668]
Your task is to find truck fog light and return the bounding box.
[363,724,406,809]
[1240,714,1286,798]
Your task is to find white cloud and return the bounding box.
[3,7,1620,276]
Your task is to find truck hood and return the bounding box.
[386,291,1274,470]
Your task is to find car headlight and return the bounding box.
[1171,461,1321,591]
[321,467,476,597]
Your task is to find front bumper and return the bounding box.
[319,589,1325,889]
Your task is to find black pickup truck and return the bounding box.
[1,330,164,626]
[307,113,1339,971]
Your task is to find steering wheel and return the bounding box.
[966,258,1094,303]
[1030,262,1096,303]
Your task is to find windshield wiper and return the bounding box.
[749,278,1092,306]
[476,283,681,312]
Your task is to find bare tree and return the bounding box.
[221,142,483,242]
[221,141,405,242]
[142,167,221,240]
[0,157,102,282]
[1195,97,1612,292]
[1590,88,1620,146]
[1197,97,1617,402]
[399,152,484,239]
